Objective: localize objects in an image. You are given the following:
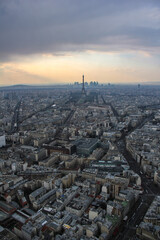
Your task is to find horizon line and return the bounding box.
[1,82,160,88]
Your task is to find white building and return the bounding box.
[0,135,6,148]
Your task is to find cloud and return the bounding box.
[0,63,54,85]
[0,0,160,61]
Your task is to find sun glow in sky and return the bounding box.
[0,0,160,85]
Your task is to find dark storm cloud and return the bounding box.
[0,0,160,61]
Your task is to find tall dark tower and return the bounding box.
[81,75,86,95]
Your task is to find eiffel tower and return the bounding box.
[81,75,86,95]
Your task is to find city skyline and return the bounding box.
[0,0,160,86]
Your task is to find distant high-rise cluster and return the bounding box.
[74,79,99,87]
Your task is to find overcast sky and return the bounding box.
[0,0,160,85]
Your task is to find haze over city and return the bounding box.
[0,0,160,86]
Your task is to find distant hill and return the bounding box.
[0,84,70,90]
[10,84,31,87]
[0,84,32,89]
[9,84,32,88]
